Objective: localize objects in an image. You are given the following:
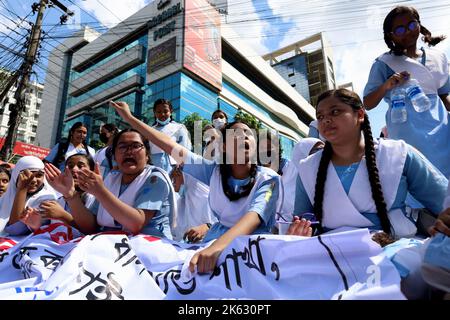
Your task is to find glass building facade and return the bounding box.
[272,54,310,103]
[62,21,302,159]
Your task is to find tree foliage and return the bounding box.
[234,109,262,130]
[182,112,210,150]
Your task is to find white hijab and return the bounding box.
[292,138,323,171]
[0,156,57,233]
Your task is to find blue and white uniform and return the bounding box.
[172,172,217,241]
[364,47,450,177]
[183,151,281,242]
[94,147,116,179]
[150,121,191,174]
[421,178,450,292]
[294,139,448,237]
[57,193,95,215]
[88,165,176,239]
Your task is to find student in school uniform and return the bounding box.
[292,88,447,239]
[149,99,191,175]
[44,122,95,172]
[44,129,176,239]
[14,154,97,232]
[363,6,450,178]
[94,123,119,179]
[1,156,58,235]
[288,88,448,299]
[110,100,311,273]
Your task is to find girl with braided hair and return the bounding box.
[110,100,293,274]
[44,122,96,172]
[364,6,450,178]
[292,89,448,241]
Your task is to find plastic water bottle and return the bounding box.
[390,86,407,124]
[405,78,431,112]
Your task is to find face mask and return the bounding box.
[227,176,251,194]
[156,118,171,126]
[99,133,108,144]
[213,118,226,129]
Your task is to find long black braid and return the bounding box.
[383,6,446,56]
[51,122,92,167]
[361,114,391,234]
[313,89,391,235]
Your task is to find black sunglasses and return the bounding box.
[392,20,419,37]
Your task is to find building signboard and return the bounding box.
[183,0,222,90]
[147,37,177,73]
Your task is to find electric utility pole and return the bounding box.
[0,0,73,161]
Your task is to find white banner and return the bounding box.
[0,224,405,300]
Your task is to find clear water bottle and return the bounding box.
[390,86,407,124]
[405,78,431,112]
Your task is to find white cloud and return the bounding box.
[77,0,152,28]
[0,8,26,34]
[223,0,271,54]
[226,0,450,134]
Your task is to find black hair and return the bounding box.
[153,98,174,125]
[313,89,391,235]
[49,122,92,168]
[212,109,228,122]
[111,128,152,165]
[101,123,119,135]
[383,6,446,56]
[0,166,11,180]
[219,119,258,201]
[65,153,95,171]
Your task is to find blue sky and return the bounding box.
[2,0,450,136]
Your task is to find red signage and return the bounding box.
[183,0,222,90]
[0,138,50,159]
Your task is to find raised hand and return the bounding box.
[76,163,104,196]
[17,169,35,191]
[44,163,75,198]
[20,207,42,231]
[110,101,133,121]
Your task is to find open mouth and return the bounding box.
[123,157,137,165]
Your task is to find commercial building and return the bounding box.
[36,27,101,148]
[0,73,44,145]
[41,0,315,157]
[263,32,337,107]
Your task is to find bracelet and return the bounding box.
[206,223,212,229]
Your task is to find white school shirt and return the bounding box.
[298,139,417,238]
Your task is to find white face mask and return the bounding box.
[213,118,226,129]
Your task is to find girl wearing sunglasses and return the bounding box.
[364,6,450,179]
